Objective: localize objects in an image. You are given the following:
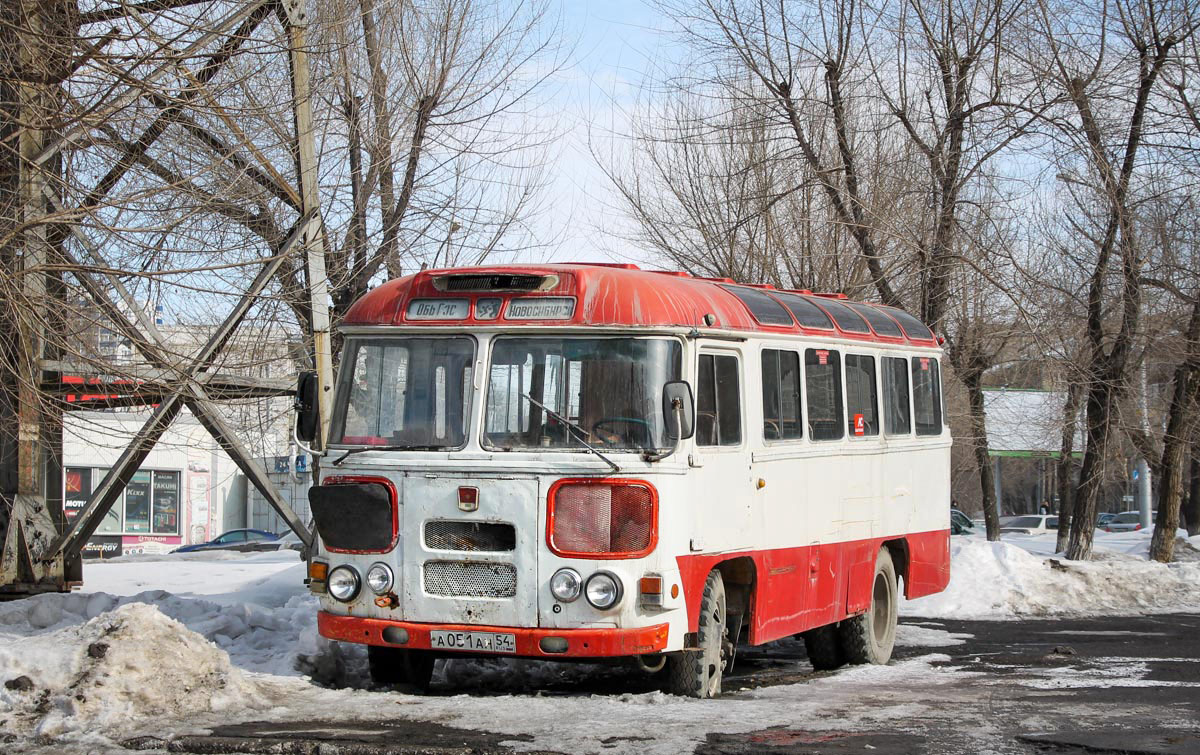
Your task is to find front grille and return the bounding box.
[423,560,517,598]
[435,273,548,292]
[425,520,516,552]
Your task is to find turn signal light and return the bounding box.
[639,575,663,607]
[308,561,328,582]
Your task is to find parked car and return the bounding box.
[999,515,1058,535]
[1103,511,1155,532]
[270,530,309,554]
[1096,512,1117,528]
[172,528,281,553]
[951,508,976,535]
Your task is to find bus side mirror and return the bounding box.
[295,370,320,443]
[663,381,695,440]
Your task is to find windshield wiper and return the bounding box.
[332,445,445,466]
[521,393,621,473]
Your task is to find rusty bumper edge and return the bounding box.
[318,612,670,658]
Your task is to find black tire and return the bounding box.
[838,548,898,665]
[367,646,436,692]
[666,570,728,698]
[801,624,846,671]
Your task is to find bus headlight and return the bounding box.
[584,571,623,610]
[328,566,361,602]
[366,563,394,595]
[550,568,582,602]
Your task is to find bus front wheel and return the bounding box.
[838,547,898,665]
[367,645,436,692]
[666,570,728,698]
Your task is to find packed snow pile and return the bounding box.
[902,534,1200,620]
[0,603,270,739]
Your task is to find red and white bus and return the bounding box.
[303,263,951,697]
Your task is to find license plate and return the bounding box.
[429,630,517,654]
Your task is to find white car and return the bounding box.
[999,514,1059,535]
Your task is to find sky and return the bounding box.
[532,0,675,265]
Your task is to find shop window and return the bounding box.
[64,467,91,525]
[805,348,843,440]
[124,471,151,533]
[67,467,181,536]
[912,356,943,436]
[845,354,879,437]
[152,471,180,535]
[761,349,802,440]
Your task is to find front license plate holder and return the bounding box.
[429,630,517,654]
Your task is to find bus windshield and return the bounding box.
[485,337,682,452]
[331,337,475,449]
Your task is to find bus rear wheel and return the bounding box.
[367,646,436,692]
[838,548,898,665]
[801,624,845,671]
[666,570,728,698]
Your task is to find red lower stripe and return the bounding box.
[676,529,950,645]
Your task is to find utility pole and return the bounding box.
[1138,362,1153,529]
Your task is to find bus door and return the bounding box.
[688,349,753,552]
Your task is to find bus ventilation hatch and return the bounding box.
[432,273,556,292]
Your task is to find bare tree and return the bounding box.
[1030,0,1196,559]
[608,0,1040,541]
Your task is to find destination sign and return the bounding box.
[506,297,576,320]
[407,298,470,320]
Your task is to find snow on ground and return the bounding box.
[901,531,1200,620]
[1,530,1199,753]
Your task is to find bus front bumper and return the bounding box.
[318,612,670,658]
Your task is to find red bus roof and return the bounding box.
[342,263,938,346]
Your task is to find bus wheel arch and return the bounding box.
[715,556,755,646]
[882,538,910,598]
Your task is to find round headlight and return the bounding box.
[366,563,394,595]
[584,571,623,610]
[549,568,582,602]
[327,566,361,602]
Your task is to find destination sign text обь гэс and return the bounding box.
[406,298,470,320]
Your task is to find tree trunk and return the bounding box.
[1067,380,1115,560]
[963,368,1001,541]
[1149,297,1200,562]
[1055,380,1084,553]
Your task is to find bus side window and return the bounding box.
[882,356,911,435]
[805,348,843,440]
[912,356,943,436]
[697,353,742,447]
[845,354,878,437]
[761,349,802,440]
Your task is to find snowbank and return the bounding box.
[0,603,271,740]
[901,533,1200,620]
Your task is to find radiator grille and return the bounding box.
[425,520,516,552]
[435,274,548,292]
[423,561,516,598]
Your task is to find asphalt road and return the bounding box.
[124,614,1200,755]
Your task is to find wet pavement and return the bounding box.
[124,614,1200,755]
